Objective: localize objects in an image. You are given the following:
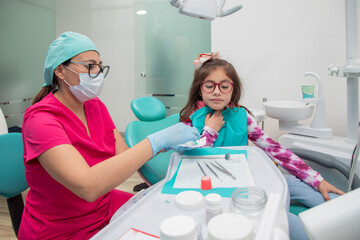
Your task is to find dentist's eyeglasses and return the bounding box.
[201,81,234,93]
[70,61,110,78]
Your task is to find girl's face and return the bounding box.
[200,67,233,111]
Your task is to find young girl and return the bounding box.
[180,52,344,240]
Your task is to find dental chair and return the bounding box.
[299,186,360,240]
[288,148,360,216]
[0,132,28,237]
[125,97,180,187]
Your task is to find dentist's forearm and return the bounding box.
[86,139,153,201]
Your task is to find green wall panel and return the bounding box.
[134,0,211,115]
[0,0,55,127]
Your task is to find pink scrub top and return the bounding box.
[19,92,133,239]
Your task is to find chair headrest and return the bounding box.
[131,97,167,121]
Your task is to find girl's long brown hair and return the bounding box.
[179,58,246,122]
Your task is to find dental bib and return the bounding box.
[190,106,248,147]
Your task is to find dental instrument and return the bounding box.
[210,162,236,180]
[184,153,231,160]
[204,162,222,181]
[214,161,236,179]
[169,0,243,21]
[196,161,207,176]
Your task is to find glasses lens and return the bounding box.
[202,82,215,93]
[89,64,102,78]
[220,82,233,93]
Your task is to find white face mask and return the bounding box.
[63,66,104,102]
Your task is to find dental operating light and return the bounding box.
[170,0,243,21]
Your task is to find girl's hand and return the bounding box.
[318,180,345,201]
[205,111,224,132]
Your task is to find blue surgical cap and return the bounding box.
[43,31,99,86]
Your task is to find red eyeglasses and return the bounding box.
[201,81,234,93]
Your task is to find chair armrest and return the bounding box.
[289,148,360,189]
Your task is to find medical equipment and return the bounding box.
[197,161,207,176]
[182,153,231,160]
[91,147,290,239]
[175,191,204,211]
[205,193,223,224]
[265,0,360,192]
[299,187,360,240]
[201,176,212,190]
[211,162,236,180]
[255,193,289,240]
[0,133,28,237]
[263,72,333,139]
[160,215,197,240]
[347,122,360,192]
[302,73,329,130]
[328,0,359,144]
[207,213,253,240]
[229,187,267,233]
[169,0,243,21]
[125,97,181,185]
[204,162,222,181]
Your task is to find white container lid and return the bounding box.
[160,215,197,240]
[208,213,253,240]
[206,193,222,205]
[175,190,204,211]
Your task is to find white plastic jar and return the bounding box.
[205,193,223,223]
[229,186,267,233]
[207,213,253,240]
[160,215,197,240]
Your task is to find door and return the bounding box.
[134,0,211,116]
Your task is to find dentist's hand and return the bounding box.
[205,111,224,133]
[147,123,200,157]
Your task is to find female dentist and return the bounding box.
[18,31,199,239]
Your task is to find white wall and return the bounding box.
[55,0,136,132]
[212,0,360,140]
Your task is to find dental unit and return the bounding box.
[264,72,333,140]
[264,0,360,193]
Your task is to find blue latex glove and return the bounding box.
[164,145,192,153]
[147,123,200,157]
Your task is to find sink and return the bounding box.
[263,100,315,122]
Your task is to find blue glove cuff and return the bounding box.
[146,135,158,157]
